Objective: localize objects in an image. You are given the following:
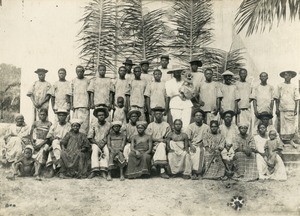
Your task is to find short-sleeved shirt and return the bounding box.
[192,71,205,92]
[250,84,274,113]
[158,66,172,82]
[129,79,147,108]
[144,81,166,109]
[114,78,130,100]
[165,78,193,109]
[71,77,90,108]
[87,121,111,143]
[146,121,171,143]
[186,122,210,147]
[46,122,71,140]
[88,77,114,106]
[125,73,134,83]
[218,83,240,112]
[236,81,252,109]
[198,81,221,112]
[52,80,71,110]
[274,83,300,111]
[141,73,153,83]
[27,80,52,109]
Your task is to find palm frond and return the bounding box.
[78,0,119,72]
[119,0,165,63]
[198,47,245,82]
[235,0,300,36]
[171,0,213,63]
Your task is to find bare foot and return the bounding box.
[120,175,125,181]
[107,175,112,181]
[291,141,298,149]
[35,176,42,181]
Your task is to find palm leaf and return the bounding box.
[198,47,245,82]
[78,0,119,72]
[119,0,165,63]
[235,0,300,36]
[171,0,213,63]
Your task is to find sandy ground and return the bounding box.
[0,167,300,216]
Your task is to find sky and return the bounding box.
[0,0,299,123]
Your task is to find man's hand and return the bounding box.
[135,150,141,158]
[190,145,196,153]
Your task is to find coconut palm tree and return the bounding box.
[119,0,165,64]
[235,0,300,36]
[170,0,213,64]
[170,0,244,76]
[78,0,118,72]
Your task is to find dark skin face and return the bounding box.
[141,63,149,73]
[96,111,106,122]
[130,113,139,124]
[76,68,84,79]
[160,58,169,69]
[37,72,46,82]
[118,67,126,79]
[154,111,163,123]
[153,71,162,82]
[258,124,267,136]
[239,70,247,82]
[38,111,47,122]
[24,149,33,159]
[174,120,182,132]
[71,123,81,133]
[98,66,106,78]
[224,114,232,126]
[134,67,142,79]
[137,125,146,135]
[112,125,121,133]
[210,123,219,134]
[125,64,133,73]
[261,117,270,126]
[284,72,292,83]
[239,126,248,136]
[16,117,24,127]
[58,70,66,81]
[190,63,198,72]
[57,113,67,124]
[259,72,268,84]
[194,112,204,125]
[223,75,232,85]
[204,70,213,82]
[173,70,182,80]
[117,98,124,108]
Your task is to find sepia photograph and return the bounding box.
[0,0,300,215]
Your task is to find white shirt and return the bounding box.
[165,78,193,109]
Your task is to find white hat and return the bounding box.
[70,118,82,125]
[222,70,234,76]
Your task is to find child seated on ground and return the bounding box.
[107,121,126,181]
[264,130,283,174]
[13,145,35,177]
[221,142,235,179]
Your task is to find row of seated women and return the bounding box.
[2,107,287,181]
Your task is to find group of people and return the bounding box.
[2,54,299,182]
